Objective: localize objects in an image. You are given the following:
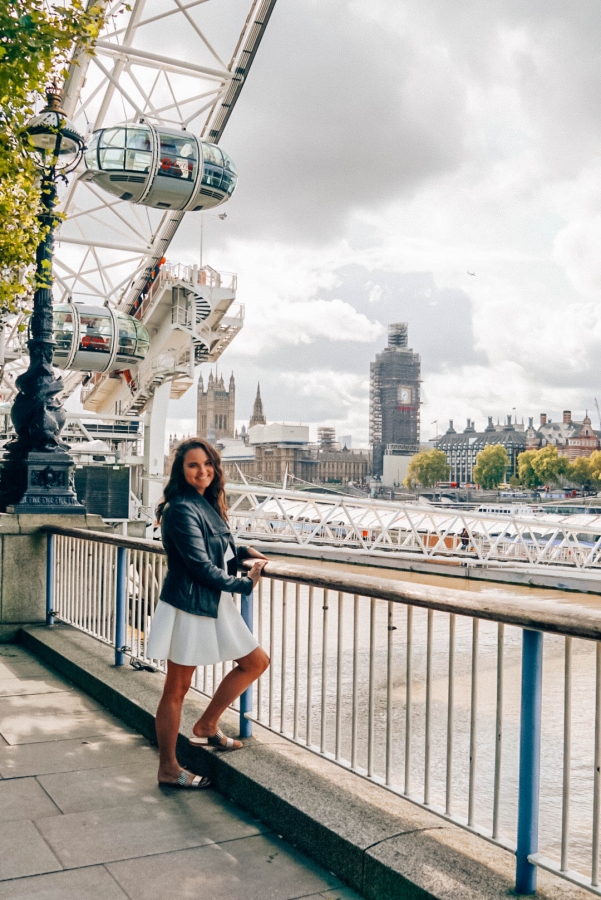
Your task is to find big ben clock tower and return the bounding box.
[369,323,421,476]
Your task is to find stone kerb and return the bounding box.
[0,512,110,642]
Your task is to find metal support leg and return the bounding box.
[516,629,543,894]
[46,533,55,626]
[115,546,127,667]
[239,589,253,738]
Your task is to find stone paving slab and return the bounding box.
[0,645,360,900]
[0,776,61,822]
[0,658,50,680]
[0,819,62,881]
[0,691,132,745]
[0,865,130,899]
[0,645,34,660]
[105,833,341,900]
[0,732,154,778]
[37,761,267,821]
[37,760,161,813]
[36,796,266,868]
[0,675,74,697]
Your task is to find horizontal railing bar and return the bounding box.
[244,712,517,855]
[41,526,166,555]
[258,562,601,641]
[42,527,601,641]
[529,853,601,896]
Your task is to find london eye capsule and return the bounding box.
[51,304,150,373]
[79,123,237,211]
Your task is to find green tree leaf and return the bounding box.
[404,449,450,489]
[472,444,510,489]
[0,1,105,314]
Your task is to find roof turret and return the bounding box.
[249,382,266,428]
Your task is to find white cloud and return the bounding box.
[367,283,384,304]
[238,296,384,356]
[554,217,601,296]
[158,1,601,448]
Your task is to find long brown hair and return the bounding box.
[156,437,228,523]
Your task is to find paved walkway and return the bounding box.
[0,643,360,900]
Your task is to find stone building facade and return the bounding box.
[436,416,526,484]
[526,411,600,459]
[221,440,369,486]
[168,374,370,487]
[197,371,235,441]
[434,410,601,485]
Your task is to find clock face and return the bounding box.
[397,386,412,405]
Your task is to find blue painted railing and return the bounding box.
[516,629,544,895]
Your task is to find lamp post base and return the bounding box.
[1,451,85,515]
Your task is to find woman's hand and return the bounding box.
[247,559,267,587]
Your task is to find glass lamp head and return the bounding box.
[24,84,85,172]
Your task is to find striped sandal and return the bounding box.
[189,728,242,751]
[160,770,212,789]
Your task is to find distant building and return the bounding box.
[197,371,235,441]
[526,411,600,459]
[248,423,309,445]
[249,383,266,428]
[436,416,526,483]
[221,421,369,486]
[317,426,336,448]
[370,323,421,476]
[165,433,190,475]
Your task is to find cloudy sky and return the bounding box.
[161,0,601,445]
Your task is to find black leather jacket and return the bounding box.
[160,489,253,618]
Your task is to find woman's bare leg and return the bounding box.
[156,660,197,783]
[193,647,269,745]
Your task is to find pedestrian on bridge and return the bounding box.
[147,437,269,789]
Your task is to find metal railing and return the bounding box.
[43,524,601,896]
[46,528,251,717]
[227,485,601,574]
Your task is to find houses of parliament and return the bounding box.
[166,371,369,486]
[196,371,266,441]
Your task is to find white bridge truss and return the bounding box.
[228,485,601,574]
[0,0,276,407]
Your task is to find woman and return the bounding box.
[147,437,269,789]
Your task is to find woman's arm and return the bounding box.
[247,546,269,560]
[236,544,268,564]
[169,506,253,594]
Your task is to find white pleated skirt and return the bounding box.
[146,594,258,667]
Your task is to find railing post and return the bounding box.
[46,533,55,626]
[115,546,127,667]
[516,628,543,894]
[239,588,254,738]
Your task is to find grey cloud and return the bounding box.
[218,0,601,248]
[218,0,469,244]
[242,267,487,376]
[409,1,601,175]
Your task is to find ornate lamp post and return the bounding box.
[0,85,86,514]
